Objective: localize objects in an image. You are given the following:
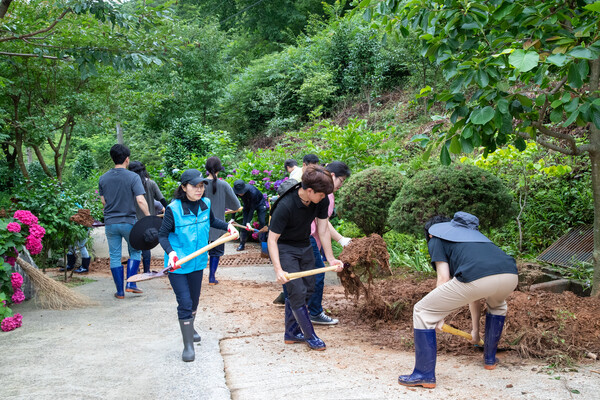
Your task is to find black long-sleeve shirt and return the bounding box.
[239,185,267,224]
[159,197,228,255]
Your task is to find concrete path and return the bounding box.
[2,238,599,399]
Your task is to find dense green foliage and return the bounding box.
[388,164,516,237]
[336,166,404,235]
[1,0,597,290]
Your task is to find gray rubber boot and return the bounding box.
[191,312,201,343]
[179,318,196,362]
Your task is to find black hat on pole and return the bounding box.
[129,216,163,250]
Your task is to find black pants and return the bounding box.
[279,243,315,309]
[168,269,204,319]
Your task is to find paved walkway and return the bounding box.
[2,238,600,399]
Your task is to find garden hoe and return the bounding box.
[126,232,239,283]
[441,324,484,346]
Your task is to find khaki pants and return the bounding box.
[413,273,518,330]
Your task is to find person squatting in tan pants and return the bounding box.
[398,212,519,389]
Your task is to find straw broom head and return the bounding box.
[15,257,96,310]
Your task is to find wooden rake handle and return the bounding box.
[285,265,338,281]
[175,232,239,267]
[441,324,484,346]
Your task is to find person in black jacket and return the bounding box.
[233,179,268,251]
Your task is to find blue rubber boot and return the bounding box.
[398,329,437,389]
[291,305,325,351]
[284,299,304,344]
[484,313,506,370]
[260,241,269,258]
[208,256,219,285]
[125,259,143,293]
[110,266,125,299]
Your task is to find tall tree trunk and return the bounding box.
[0,0,13,19]
[116,122,123,144]
[590,57,600,297]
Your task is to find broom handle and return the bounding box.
[441,324,484,346]
[285,265,338,281]
[175,232,238,267]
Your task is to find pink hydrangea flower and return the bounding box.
[5,257,16,267]
[11,289,25,304]
[1,313,23,332]
[6,222,21,233]
[25,236,43,255]
[11,272,23,290]
[13,210,38,226]
[251,232,258,240]
[28,224,46,239]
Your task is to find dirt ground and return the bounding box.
[84,253,600,365]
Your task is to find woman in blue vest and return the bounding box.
[158,168,238,362]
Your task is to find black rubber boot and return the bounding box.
[74,257,90,273]
[59,253,77,272]
[142,256,151,274]
[179,318,196,362]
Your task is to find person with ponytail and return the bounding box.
[203,157,242,285]
[129,161,168,274]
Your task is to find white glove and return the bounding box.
[168,252,178,269]
[337,237,352,247]
[227,224,239,236]
[245,222,253,231]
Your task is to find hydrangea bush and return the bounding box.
[1,209,46,332]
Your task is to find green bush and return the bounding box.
[388,164,516,237]
[336,166,404,235]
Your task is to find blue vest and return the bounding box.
[164,198,211,274]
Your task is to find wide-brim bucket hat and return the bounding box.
[428,211,491,243]
[129,216,163,250]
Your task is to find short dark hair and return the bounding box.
[326,161,351,178]
[110,144,130,165]
[302,165,333,195]
[284,159,298,169]
[424,215,451,242]
[302,154,319,165]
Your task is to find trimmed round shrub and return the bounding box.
[388,164,516,237]
[336,166,404,235]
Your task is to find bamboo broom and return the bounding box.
[15,257,95,310]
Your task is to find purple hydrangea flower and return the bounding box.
[248,180,256,185]
[251,169,260,175]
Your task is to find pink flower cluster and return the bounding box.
[6,222,21,233]
[13,210,38,226]
[11,272,23,289]
[11,210,45,255]
[1,313,23,332]
[12,290,25,304]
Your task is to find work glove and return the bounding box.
[167,252,178,270]
[245,222,253,232]
[337,237,352,247]
[227,224,239,236]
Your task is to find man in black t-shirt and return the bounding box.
[268,165,343,351]
[398,212,518,389]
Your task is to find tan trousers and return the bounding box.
[413,273,518,330]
